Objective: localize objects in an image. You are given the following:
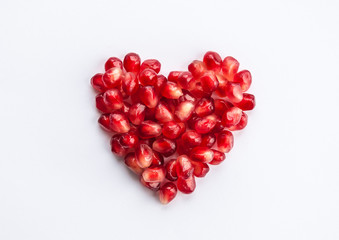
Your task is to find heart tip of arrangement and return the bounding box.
[91,51,256,204]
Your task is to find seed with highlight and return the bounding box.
[176,155,194,179]
[190,147,214,163]
[217,130,234,153]
[159,182,177,204]
[142,166,165,183]
[177,175,196,194]
[135,144,153,168]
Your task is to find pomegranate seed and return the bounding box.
[176,155,194,179]
[155,101,174,123]
[200,71,219,92]
[194,114,218,134]
[174,100,195,122]
[122,72,139,95]
[233,70,252,92]
[177,71,194,90]
[138,120,162,139]
[221,56,239,81]
[96,94,112,113]
[188,60,207,78]
[214,99,232,116]
[161,82,183,99]
[124,152,143,174]
[102,67,124,89]
[191,161,209,177]
[123,53,141,73]
[221,82,243,103]
[142,166,165,183]
[228,112,248,131]
[140,59,161,74]
[168,71,182,82]
[151,151,164,167]
[135,144,153,168]
[203,51,222,72]
[209,149,226,165]
[200,133,216,148]
[188,79,211,98]
[222,106,242,128]
[140,177,160,191]
[154,74,167,93]
[215,74,228,98]
[217,130,234,153]
[120,131,139,148]
[178,90,197,103]
[159,182,177,204]
[165,159,178,181]
[128,103,146,125]
[235,93,255,111]
[110,134,127,156]
[109,112,130,133]
[152,137,176,157]
[181,130,202,148]
[139,68,158,86]
[212,116,225,133]
[103,89,123,110]
[195,97,215,117]
[177,175,196,194]
[190,146,214,163]
[162,121,182,139]
[91,73,107,92]
[139,86,159,108]
[105,57,123,71]
[98,114,111,131]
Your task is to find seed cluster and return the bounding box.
[91,52,256,204]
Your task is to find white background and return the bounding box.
[0,0,339,239]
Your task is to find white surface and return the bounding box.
[0,0,339,239]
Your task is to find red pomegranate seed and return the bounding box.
[140,59,161,74]
[102,67,124,89]
[109,112,130,133]
[96,94,112,113]
[217,130,234,153]
[188,79,211,98]
[194,114,218,134]
[215,74,228,98]
[122,72,139,95]
[176,155,194,179]
[162,121,182,139]
[105,57,123,71]
[91,73,107,92]
[203,51,222,72]
[200,71,219,92]
[195,97,215,117]
[139,86,159,108]
[190,146,214,163]
[138,120,162,139]
[123,53,141,73]
[98,114,111,131]
[178,90,197,103]
[140,177,160,191]
[161,81,183,99]
[228,112,248,131]
[233,70,252,92]
[135,144,153,168]
[151,151,164,167]
[221,56,239,81]
[103,89,123,110]
[191,161,209,178]
[209,149,226,165]
[142,166,165,183]
[110,134,127,156]
[155,101,174,123]
[212,116,225,133]
[139,68,158,86]
[200,133,216,148]
[159,182,177,204]
[128,103,146,125]
[177,71,194,90]
[124,152,143,174]
[221,82,243,103]
[154,74,167,93]
[177,175,196,194]
[165,159,178,181]
[152,137,176,157]
[222,106,242,128]
[235,93,255,111]
[168,71,182,82]
[181,130,202,148]
[188,60,207,78]
[214,99,233,116]
[174,100,195,122]
[120,131,139,148]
